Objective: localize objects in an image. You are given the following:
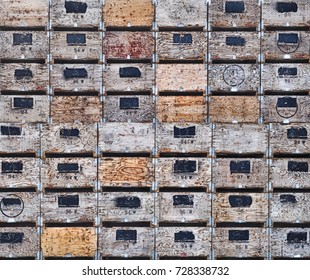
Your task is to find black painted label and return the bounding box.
[276,2,298,13]
[58,195,79,207]
[287,232,307,243]
[226,36,246,46]
[119,97,139,109]
[173,195,194,207]
[119,67,141,78]
[278,33,299,44]
[14,69,33,80]
[280,194,297,203]
[1,126,22,136]
[116,230,137,242]
[229,195,252,207]
[0,232,24,244]
[1,198,22,207]
[13,34,32,45]
[57,163,79,173]
[173,34,192,44]
[2,162,23,173]
[116,197,141,208]
[230,160,250,174]
[65,1,87,13]
[288,161,308,172]
[287,127,307,139]
[174,231,195,242]
[278,67,297,76]
[173,160,197,173]
[64,68,88,79]
[13,98,34,109]
[67,34,86,45]
[225,1,245,13]
[174,126,196,138]
[277,97,297,108]
[60,128,80,138]
[229,230,249,241]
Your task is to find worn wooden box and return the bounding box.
[99,227,154,257]
[157,123,211,154]
[261,96,310,123]
[41,158,97,189]
[270,123,310,155]
[271,228,310,258]
[213,228,268,258]
[51,0,101,28]
[0,123,40,154]
[51,96,101,123]
[262,31,310,62]
[0,31,48,60]
[103,0,154,28]
[0,227,38,258]
[209,0,260,29]
[51,31,102,61]
[157,32,207,61]
[0,63,48,92]
[99,192,154,222]
[0,0,48,27]
[156,0,207,29]
[99,157,154,187]
[99,123,154,153]
[157,192,211,223]
[104,95,154,123]
[157,96,207,123]
[213,124,268,155]
[156,227,211,258]
[270,158,310,189]
[0,192,39,223]
[104,32,154,61]
[41,123,97,154]
[42,192,96,224]
[156,64,208,92]
[209,32,260,62]
[41,227,97,257]
[213,158,268,189]
[156,158,211,188]
[213,193,268,223]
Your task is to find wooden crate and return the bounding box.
[262,0,310,28]
[0,123,40,154]
[209,64,260,92]
[271,228,310,258]
[51,96,101,123]
[0,0,48,27]
[0,158,39,188]
[157,123,211,154]
[104,64,154,92]
[0,63,48,92]
[51,64,102,93]
[41,123,97,154]
[261,96,310,123]
[51,0,101,28]
[0,227,38,258]
[42,192,96,223]
[99,123,154,153]
[104,95,154,123]
[213,124,268,155]
[210,96,259,123]
[209,32,260,62]
[99,227,154,257]
[104,32,154,60]
[99,192,154,222]
[157,32,207,61]
[213,193,268,223]
[157,96,207,123]
[156,158,211,188]
[209,0,260,29]
[0,192,39,223]
[0,31,48,60]
[270,123,310,155]
[157,192,211,223]
[99,157,154,187]
[271,193,310,223]
[156,64,208,92]
[51,31,102,61]
[262,31,310,61]
[156,227,211,258]
[262,64,309,92]
[270,158,310,189]
[213,228,268,258]
[103,0,154,28]
[213,158,268,189]
[156,0,207,28]
[41,227,97,257]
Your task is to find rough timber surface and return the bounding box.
[41,227,97,257]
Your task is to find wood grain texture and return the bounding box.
[41,227,97,257]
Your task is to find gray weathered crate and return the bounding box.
[156,227,211,258]
[213,158,268,189]
[156,158,211,188]
[99,123,154,153]
[213,228,268,258]
[99,227,154,257]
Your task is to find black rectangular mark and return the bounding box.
[14,69,33,80]
[287,127,307,139]
[1,198,22,207]
[278,67,297,76]
[226,36,246,46]
[115,197,141,208]
[276,97,297,108]
[64,68,88,79]
[230,160,250,174]
[225,1,245,13]
[58,195,79,207]
[119,67,141,78]
[287,232,307,243]
[229,230,249,241]
[2,162,23,173]
[57,163,79,173]
[173,160,197,173]
[60,128,80,138]
[278,33,299,44]
[65,1,87,13]
[228,195,252,207]
[280,194,297,203]
[66,34,86,45]
[13,34,32,45]
[0,126,22,136]
[119,97,139,109]
[174,231,195,242]
[276,2,298,13]
[174,126,196,138]
[173,195,194,207]
[116,230,137,242]
[13,98,34,109]
[173,34,192,44]
[0,232,24,244]
[288,161,308,172]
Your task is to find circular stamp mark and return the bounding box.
[223,65,245,87]
[0,194,24,218]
